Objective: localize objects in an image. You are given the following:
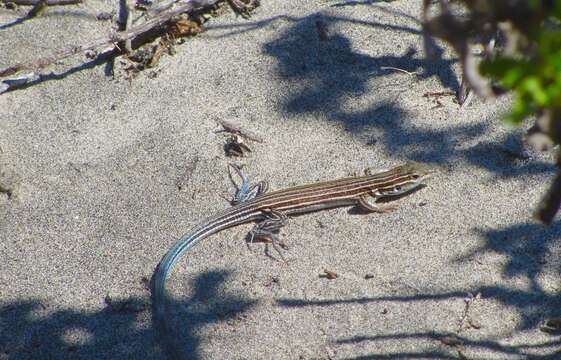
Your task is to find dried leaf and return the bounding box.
[320,269,338,280]
[170,18,203,37]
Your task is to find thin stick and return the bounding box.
[380,66,419,76]
[217,119,264,143]
[125,0,132,52]
[117,0,133,53]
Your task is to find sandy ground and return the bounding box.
[1,1,561,359]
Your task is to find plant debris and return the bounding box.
[227,0,259,18]
[319,269,338,280]
[224,134,252,157]
[216,119,264,143]
[0,0,259,88]
[216,119,263,157]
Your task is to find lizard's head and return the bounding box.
[375,161,434,197]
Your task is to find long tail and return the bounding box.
[151,206,257,358]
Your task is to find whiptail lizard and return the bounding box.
[152,161,433,358]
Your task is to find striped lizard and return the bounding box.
[152,161,433,358]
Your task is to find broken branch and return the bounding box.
[0,0,223,77]
[217,119,264,143]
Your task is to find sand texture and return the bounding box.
[1,1,560,359]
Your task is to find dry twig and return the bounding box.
[0,0,217,77]
[319,269,338,280]
[228,0,259,18]
[0,0,257,78]
[216,118,264,143]
[380,66,419,76]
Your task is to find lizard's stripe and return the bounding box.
[252,166,415,201]
[154,169,423,288]
[152,162,432,359]
[249,173,420,210]
[234,171,419,211]
[154,165,427,287]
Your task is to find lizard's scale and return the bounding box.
[152,161,433,358]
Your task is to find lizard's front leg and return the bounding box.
[357,192,398,213]
[228,164,268,205]
[248,209,289,262]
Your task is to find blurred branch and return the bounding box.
[535,151,561,225]
[422,0,561,224]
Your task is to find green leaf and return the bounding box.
[521,77,549,106]
[480,58,528,88]
[505,96,530,124]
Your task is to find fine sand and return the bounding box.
[1,1,560,359]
